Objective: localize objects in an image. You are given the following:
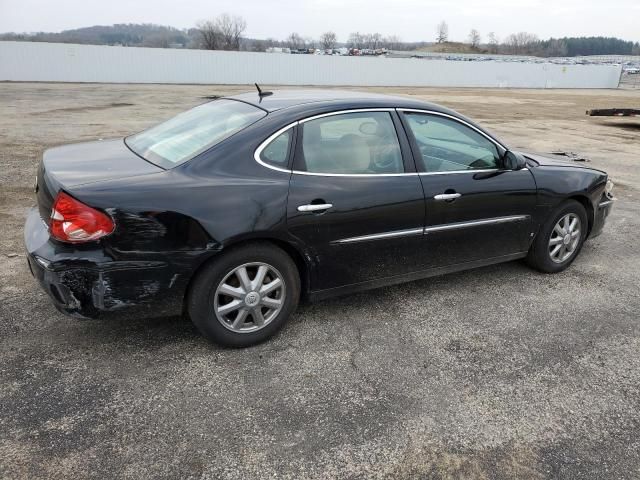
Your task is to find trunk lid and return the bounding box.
[36,138,163,223]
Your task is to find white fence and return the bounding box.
[0,41,623,88]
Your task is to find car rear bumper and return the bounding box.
[24,207,190,319]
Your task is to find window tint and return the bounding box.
[126,99,266,168]
[260,129,292,167]
[404,113,501,172]
[300,112,403,174]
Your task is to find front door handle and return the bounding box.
[434,193,461,201]
[297,203,333,213]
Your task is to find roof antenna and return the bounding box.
[255,83,273,98]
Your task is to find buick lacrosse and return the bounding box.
[25,89,614,346]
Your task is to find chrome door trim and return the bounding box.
[397,108,509,152]
[291,170,417,178]
[420,168,497,175]
[254,123,298,174]
[254,108,419,177]
[331,227,424,245]
[419,168,528,176]
[253,108,517,177]
[424,215,530,234]
[297,108,395,123]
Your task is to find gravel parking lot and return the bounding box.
[1,82,639,479]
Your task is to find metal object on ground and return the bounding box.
[586,108,640,117]
[550,151,589,162]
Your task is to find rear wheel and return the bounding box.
[188,243,300,347]
[527,200,588,273]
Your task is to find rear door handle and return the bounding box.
[434,193,461,201]
[297,203,333,212]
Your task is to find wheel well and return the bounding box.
[568,195,594,237]
[181,238,309,313]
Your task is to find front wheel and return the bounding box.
[527,200,588,273]
[187,243,300,347]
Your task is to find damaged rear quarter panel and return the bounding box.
[58,141,292,315]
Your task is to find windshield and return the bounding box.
[126,99,266,168]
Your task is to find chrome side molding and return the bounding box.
[423,215,530,234]
[332,215,530,244]
[332,227,423,245]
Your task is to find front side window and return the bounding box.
[404,113,501,172]
[126,99,266,168]
[299,112,403,174]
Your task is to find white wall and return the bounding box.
[0,41,622,88]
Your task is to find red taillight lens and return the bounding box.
[50,192,114,243]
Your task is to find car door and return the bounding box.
[400,109,537,268]
[285,109,426,292]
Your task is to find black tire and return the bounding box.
[527,199,588,273]
[187,242,300,347]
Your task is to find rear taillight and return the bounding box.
[50,192,114,243]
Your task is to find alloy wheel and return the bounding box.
[213,262,286,333]
[548,213,581,264]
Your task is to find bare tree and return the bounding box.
[197,13,246,50]
[363,32,383,49]
[250,39,266,52]
[504,32,539,54]
[436,21,448,43]
[320,31,337,50]
[546,38,568,57]
[487,32,499,53]
[383,35,402,50]
[286,32,305,50]
[197,20,222,50]
[216,13,246,50]
[374,32,383,49]
[468,29,481,49]
[348,32,364,49]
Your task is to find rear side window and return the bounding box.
[260,129,292,168]
[299,112,403,174]
[126,99,266,168]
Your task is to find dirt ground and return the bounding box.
[1,82,639,479]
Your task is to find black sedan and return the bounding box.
[25,89,615,346]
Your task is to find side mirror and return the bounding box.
[501,151,526,171]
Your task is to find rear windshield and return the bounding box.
[126,99,266,168]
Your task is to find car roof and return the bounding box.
[224,89,451,114]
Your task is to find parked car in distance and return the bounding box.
[25,89,615,347]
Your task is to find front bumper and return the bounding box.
[24,208,190,319]
[590,196,614,238]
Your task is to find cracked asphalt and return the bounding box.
[1,83,639,479]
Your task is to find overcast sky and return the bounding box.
[0,0,638,42]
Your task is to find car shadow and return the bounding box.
[44,259,546,349]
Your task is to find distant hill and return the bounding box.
[0,24,201,48]
[416,42,484,54]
